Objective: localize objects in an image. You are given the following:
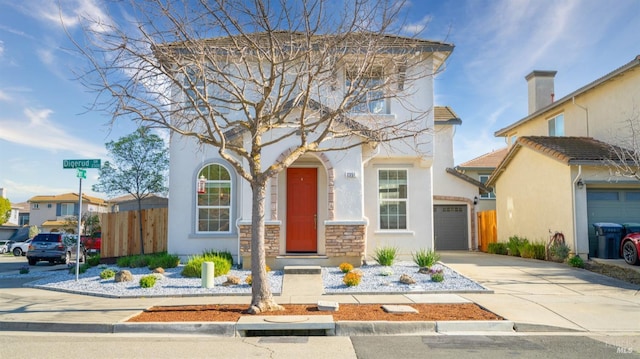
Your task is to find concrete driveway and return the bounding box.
[440,251,640,332]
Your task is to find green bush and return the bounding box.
[181,254,232,278]
[430,269,444,282]
[549,243,571,262]
[412,249,440,268]
[68,263,91,275]
[116,254,148,268]
[87,254,101,266]
[202,249,234,266]
[373,246,398,266]
[568,255,585,268]
[487,243,508,255]
[507,236,528,256]
[100,268,116,279]
[343,272,362,286]
[532,243,546,260]
[139,275,157,288]
[147,252,180,269]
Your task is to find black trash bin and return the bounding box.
[592,222,623,259]
[622,223,640,236]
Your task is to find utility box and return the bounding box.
[592,222,623,259]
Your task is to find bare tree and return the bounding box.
[71,0,450,314]
[607,108,640,179]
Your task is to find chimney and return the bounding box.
[0,188,6,199]
[525,70,557,114]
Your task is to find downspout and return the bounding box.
[571,165,582,257]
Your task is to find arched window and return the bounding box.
[196,164,232,233]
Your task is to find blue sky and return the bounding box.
[1,0,640,203]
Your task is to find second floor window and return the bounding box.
[60,203,75,216]
[548,114,564,136]
[346,68,387,114]
[479,174,496,199]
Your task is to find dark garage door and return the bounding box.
[434,205,468,250]
[587,189,640,256]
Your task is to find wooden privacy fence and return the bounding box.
[477,210,497,252]
[98,208,168,258]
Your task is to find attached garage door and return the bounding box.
[587,189,640,256]
[434,205,468,250]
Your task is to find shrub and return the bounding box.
[429,268,444,282]
[373,246,398,266]
[532,243,546,260]
[339,262,354,273]
[100,268,116,279]
[116,254,148,268]
[245,275,252,285]
[69,263,91,275]
[139,275,157,288]
[412,249,440,268]
[520,243,536,259]
[568,255,585,268]
[202,249,234,266]
[181,254,232,278]
[487,243,508,255]
[147,252,180,269]
[19,265,29,274]
[87,254,101,266]
[379,267,393,276]
[548,243,571,262]
[343,271,362,287]
[507,236,528,256]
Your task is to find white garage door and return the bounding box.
[586,189,640,256]
[434,205,468,250]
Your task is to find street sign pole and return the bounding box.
[76,177,83,281]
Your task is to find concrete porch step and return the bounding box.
[283,265,322,274]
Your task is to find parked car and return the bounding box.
[10,239,32,256]
[81,233,101,255]
[0,240,9,254]
[26,233,86,266]
[621,232,640,266]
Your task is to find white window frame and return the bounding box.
[60,203,75,216]
[196,164,233,234]
[548,113,564,136]
[346,67,388,115]
[479,174,495,199]
[377,168,409,230]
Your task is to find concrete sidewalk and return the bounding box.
[1,252,639,336]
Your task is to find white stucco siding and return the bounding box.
[363,158,434,261]
[495,148,574,247]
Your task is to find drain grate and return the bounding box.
[247,329,328,337]
[258,337,311,343]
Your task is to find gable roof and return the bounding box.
[487,136,627,186]
[458,147,509,170]
[495,55,640,137]
[445,168,492,193]
[28,193,107,206]
[434,106,462,125]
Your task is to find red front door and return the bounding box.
[286,168,317,252]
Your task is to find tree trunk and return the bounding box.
[247,181,284,314]
[137,198,145,255]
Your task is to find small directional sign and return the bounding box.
[77,168,87,179]
[63,159,101,169]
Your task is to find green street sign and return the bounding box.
[77,168,86,179]
[63,159,101,169]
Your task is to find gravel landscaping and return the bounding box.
[1,261,488,298]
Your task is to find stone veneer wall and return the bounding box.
[239,224,280,257]
[324,224,366,258]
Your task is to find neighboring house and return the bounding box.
[108,194,168,212]
[488,55,640,259]
[161,34,456,268]
[454,148,508,212]
[432,106,490,251]
[28,193,109,233]
[13,202,30,226]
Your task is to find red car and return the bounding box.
[81,234,101,255]
[621,233,640,265]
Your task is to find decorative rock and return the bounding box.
[153,267,165,274]
[152,273,164,280]
[317,300,339,312]
[222,275,241,286]
[351,268,364,277]
[114,270,133,283]
[418,267,430,274]
[399,273,416,285]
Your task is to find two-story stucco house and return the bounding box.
[488,55,640,259]
[28,193,108,233]
[160,33,479,268]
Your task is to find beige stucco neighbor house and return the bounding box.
[159,33,486,269]
[488,55,640,259]
[28,193,109,233]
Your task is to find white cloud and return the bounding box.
[0,108,106,157]
[0,89,10,102]
[15,0,113,33]
[402,15,432,36]
[0,40,4,57]
[37,48,54,65]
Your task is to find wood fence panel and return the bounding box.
[478,210,497,252]
[98,208,168,258]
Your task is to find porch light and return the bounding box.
[197,175,207,194]
[576,179,584,189]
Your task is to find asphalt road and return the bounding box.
[0,253,69,274]
[1,333,637,359]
